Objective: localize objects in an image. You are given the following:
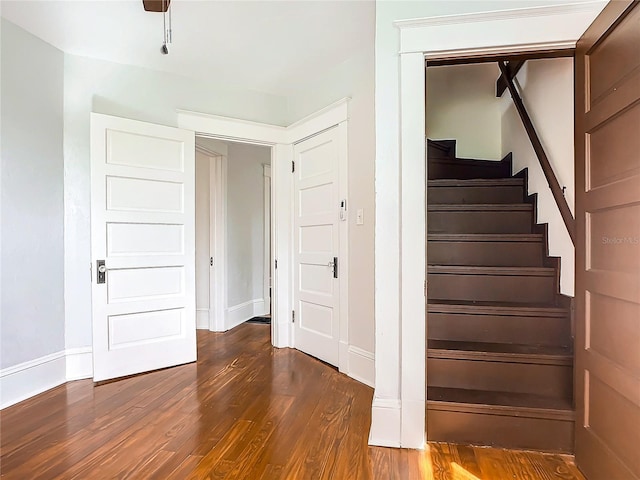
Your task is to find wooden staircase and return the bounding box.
[426,139,574,453]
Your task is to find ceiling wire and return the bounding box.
[161,0,170,54]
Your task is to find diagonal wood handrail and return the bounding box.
[498,61,576,244]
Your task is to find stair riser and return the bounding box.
[427,312,571,347]
[427,273,556,303]
[428,211,532,234]
[428,241,543,266]
[428,160,509,180]
[427,358,573,398]
[428,186,523,204]
[426,409,574,452]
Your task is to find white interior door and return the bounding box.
[90,113,196,382]
[293,127,342,366]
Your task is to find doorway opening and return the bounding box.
[194,136,273,336]
[424,57,576,452]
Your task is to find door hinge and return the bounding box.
[292,161,295,173]
[292,310,295,323]
[210,257,214,267]
[275,259,278,269]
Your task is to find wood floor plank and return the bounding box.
[0,325,587,479]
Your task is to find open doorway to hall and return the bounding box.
[195,137,273,335]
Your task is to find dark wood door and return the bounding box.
[575,2,640,479]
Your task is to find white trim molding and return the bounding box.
[372,3,605,449]
[196,309,210,329]
[1,347,94,409]
[0,352,66,409]
[225,299,266,331]
[396,2,608,55]
[394,2,608,29]
[369,398,402,447]
[287,98,350,144]
[348,346,375,388]
[263,164,272,318]
[178,110,287,145]
[66,347,93,381]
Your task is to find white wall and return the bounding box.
[63,54,289,353]
[427,63,502,160]
[226,143,271,324]
[501,58,575,295]
[286,2,375,363]
[1,19,65,369]
[195,150,211,329]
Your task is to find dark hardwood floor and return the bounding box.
[0,324,585,479]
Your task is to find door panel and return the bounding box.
[575,3,640,479]
[293,127,342,366]
[91,113,196,382]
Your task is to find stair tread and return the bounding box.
[428,265,556,276]
[428,203,532,211]
[427,300,568,318]
[427,387,573,414]
[427,299,567,315]
[428,340,571,357]
[428,178,523,187]
[431,156,508,166]
[428,233,543,242]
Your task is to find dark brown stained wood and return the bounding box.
[428,156,512,180]
[496,60,526,97]
[428,138,457,158]
[574,2,640,479]
[425,48,574,67]
[427,410,574,454]
[428,265,557,304]
[0,325,586,479]
[428,301,571,346]
[428,179,525,204]
[143,0,170,12]
[428,234,544,267]
[498,60,576,244]
[428,357,572,398]
[428,204,534,234]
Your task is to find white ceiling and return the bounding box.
[0,0,374,97]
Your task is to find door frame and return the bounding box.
[178,100,349,351]
[195,143,227,332]
[263,164,272,315]
[371,3,608,448]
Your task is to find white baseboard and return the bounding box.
[66,347,93,381]
[347,346,375,388]
[272,319,291,348]
[226,299,265,330]
[1,351,67,409]
[401,398,426,448]
[196,308,210,329]
[1,346,95,409]
[256,297,270,316]
[369,397,402,447]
